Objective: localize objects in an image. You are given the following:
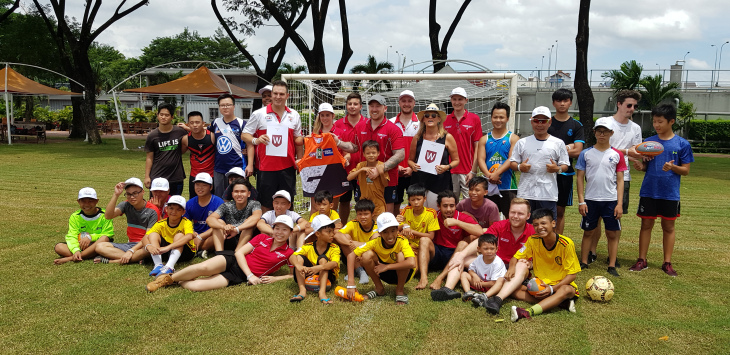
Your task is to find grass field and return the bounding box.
[1,136,729,354]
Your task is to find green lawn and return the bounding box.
[1,137,728,354]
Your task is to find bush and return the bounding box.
[686,120,730,142]
[33,106,73,130]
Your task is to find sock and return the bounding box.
[165,249,181,269]
[151,254,163,266]
[528,304,543,316]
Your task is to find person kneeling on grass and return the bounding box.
[144,195,196,276]
[290,215,341,304]
[146,215,295,292]
[347,213,417,305]
[480,208,581,322]
[54,187,114,265]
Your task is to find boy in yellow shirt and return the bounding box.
[396,185,439,273]
[335,199,379,284]
[143,195,196,277]
[308,190,342,229]
[290,215,341,304]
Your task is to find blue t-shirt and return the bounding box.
[639,135,694,201]
[210,117,248,174]
[185,195,225,234]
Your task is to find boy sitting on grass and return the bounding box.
[257,190,308,248]
[334,198,380,284]
[144,195,196,276]
[396,184,439,274]
[54,187,114,265]
[206,179,262,253]
[290,215,340,304]
[348,140,389,217]
[184,173,224,257]
[347,212,417,305]
[307,190,342,230]
[146,215,295,292]
[480,209,580,321]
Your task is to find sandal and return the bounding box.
[365,291,379,300]
[320,298,333,304]
[395,295,409,305]
[289,294,305,303]
[94,256,109,264]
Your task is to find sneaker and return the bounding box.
[607,266,620,277]
[471,294,487,308]
[607,257,621,268]
[158,266,175,275]
[629,258,648,272]
[149,264,165,277]
[431,287,462,301]
[580,262,589,270]
[200,250,209,259]
[510,306,532,322]
[483,296,502,315]
[461,291,475,302]
[588,251,597,264]
[357,267,369,284]
[662,262,678,277]
[145,274,174,292]
[559,299,576,313]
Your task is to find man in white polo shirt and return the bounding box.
[390,90,419,213]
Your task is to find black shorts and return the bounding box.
[384,186,398,204]
[395,176,411,205]
[580,200,621,231]
[622,181,631,215]
[556,174,574,207]
[295,255,337,286]
[257,167,296,209]
[526,200,557,223]
[159,238,195,262]
[352,184,362,202]
[428,243,455,271]
[487,190,517,218]
[378,264,416,285]
[637,197,680,220]
[219,253,248,286]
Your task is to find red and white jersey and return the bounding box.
[434,210,477,249]
[351,118,405,187]
[243,104,303,171]
[444,110,483,174]
[334,115,366,167]
[390,113,419,169]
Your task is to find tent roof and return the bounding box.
[123,66,260,99]
[1,67,82,96]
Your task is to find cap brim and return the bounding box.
[304,219,339,242]
[273,222,294,230]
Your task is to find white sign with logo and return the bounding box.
[266,125,288,157]
[416,140,444,175]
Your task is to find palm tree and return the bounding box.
[602,60,643,91]
[639,74,681,109]
[274,62,307,81]
[349,55,394,91]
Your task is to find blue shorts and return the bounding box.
[428,243,455,271]
[527,200,557,223]
[111,242,137,252]
[580,200,621,231]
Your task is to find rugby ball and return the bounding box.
[304,275,332,292]
[635,141,664,157]
[585,275,614,302]
[526,277,547,296]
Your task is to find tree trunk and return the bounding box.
[575,0,595,146]
[23,96,34,122]
[69,55,101,143]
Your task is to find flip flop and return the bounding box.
[94,256,109,264]
[365,291,379,300]
[289,294,305,303]
[320,298,333,304]
[395,295,409,305]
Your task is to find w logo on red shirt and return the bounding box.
[425,150,437,163]
[272,135,283,147]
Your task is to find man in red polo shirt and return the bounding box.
[415,190,483,290]
[242,80,304,212]
[333,92,366,223]
[337,94,405,214]
[444,87,483,199]
[390,90,419,214]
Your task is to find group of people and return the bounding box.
[53,82,693,322]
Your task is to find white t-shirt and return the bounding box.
[261,210,303,226]
[607,116,642,181]
[575,147,628,201]
[468,255,507,281]
[509,135,569,202]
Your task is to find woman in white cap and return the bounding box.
[409,103,460,208]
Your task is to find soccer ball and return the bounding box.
[304,275,332,292]
[585,276,614,302]
[526,277,547,296]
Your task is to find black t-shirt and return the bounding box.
[548,116,585,174]
[145,126,188,182]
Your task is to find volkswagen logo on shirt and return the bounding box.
[217,136,233,154]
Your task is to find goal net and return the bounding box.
[281,72,518,214]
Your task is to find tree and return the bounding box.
[429,0,472,73]
[274,62,307,81]
[138,28,248,68]
[31,0,149,143]
[349,55,394,91]
[602,60,643,92]
[638,74,681,109]
[0,0,20,24]
[574,0,595,145]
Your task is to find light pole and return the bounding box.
[554,40,559,73]
[395,50,400,73]
[718,41,729,87]
[547,45,554,82]
[387,45,392,63]
[712,44,720,90]
[683,51,690,63]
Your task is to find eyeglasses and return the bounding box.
[124,190,144,198]
[594,130,611,136]
[626,104,637,109]
[423,113,440,119]
[219,104,234,108]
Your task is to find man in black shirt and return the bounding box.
[145,103,187,195]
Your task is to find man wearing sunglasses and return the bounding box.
[584,89,643,266]
[509,106,569,223]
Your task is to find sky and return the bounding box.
[51,0,730,86]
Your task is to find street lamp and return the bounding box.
[717,41,729,86]
[554,40,559,73]
[547,45,554,81]
[683,51,690,63]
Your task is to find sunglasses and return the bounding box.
[532,119,549,124]
[625,103,637,109]
[423,113,440,119]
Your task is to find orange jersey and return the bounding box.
[298,133,353,197]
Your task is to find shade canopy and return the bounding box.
[123,66,260,99]
[1,67,82,96]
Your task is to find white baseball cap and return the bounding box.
[124,177,144,190]
[305,214,338,241]
[399,90,415,100]
[77,187,98,200]
[150,177,170,191]
[167,195,186,209]
[258,85,273,94]
[193,172,213,185]
[450,87,468,98]
[272,190,292,202]
[273,215,294,230]
[318,102,335,114]
[376,212,399,231]
[531,106,552,120]
[594,117,616,131]
[225,167,245,178]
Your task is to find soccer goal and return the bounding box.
[281,72,519,214]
